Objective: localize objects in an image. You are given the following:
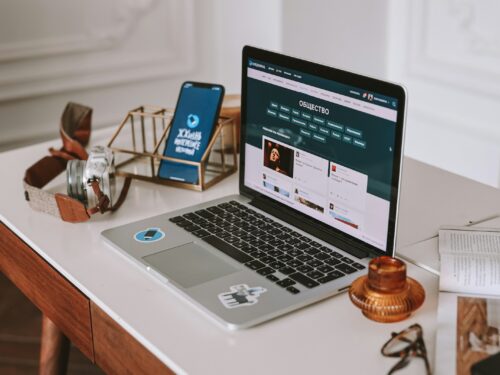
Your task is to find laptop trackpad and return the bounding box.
[142,242,238,288]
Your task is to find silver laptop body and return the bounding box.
[102,46,407,330]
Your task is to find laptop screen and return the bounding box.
[241,47,405,255]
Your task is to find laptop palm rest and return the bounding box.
[142,243,238,288]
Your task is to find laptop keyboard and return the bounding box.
[169,200,365,295]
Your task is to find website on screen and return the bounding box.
[244,59,399,251]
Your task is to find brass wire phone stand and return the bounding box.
[107,105,238,191]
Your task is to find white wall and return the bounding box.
[209,0,282,93]
[0,0,281,151]
[282,0,390,78]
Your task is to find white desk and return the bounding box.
[1,128,499,374]
[397,157,500,275]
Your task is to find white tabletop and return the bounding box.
[2,127,485,374]
[397,157,500,250]
[396,158,500,276]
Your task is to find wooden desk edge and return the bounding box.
[0,221,174,375]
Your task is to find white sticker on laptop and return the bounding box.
[134,228,165,243]
[218,284,267,309]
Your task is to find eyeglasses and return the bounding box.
[381,324,431,375]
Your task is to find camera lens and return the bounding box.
[66,146,115,209]
[67,159,87,204]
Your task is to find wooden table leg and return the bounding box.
[39,314,70,375]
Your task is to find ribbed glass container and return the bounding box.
[348,256,425,323]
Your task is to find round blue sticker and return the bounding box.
[186,114,200,129]
[134,228,165,243]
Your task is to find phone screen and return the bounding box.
[158,82,224,183]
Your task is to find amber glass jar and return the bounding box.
[349,256,425,323]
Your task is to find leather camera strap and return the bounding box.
[86,177,132,215]
[23,102,131,223]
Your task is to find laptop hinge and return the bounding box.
[250,197,368,259]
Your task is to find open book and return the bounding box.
[439,227,500,296]
[436,227,500,375]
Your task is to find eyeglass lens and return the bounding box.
[384,326,421,355]
[382,324,431,375]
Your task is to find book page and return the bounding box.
[439,229,500,295]
[435,293,458,375]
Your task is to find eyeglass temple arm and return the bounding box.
[387,355,410,375]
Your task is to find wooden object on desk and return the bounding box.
[91,303,174,375]
[0,223,94,362]
[220,94,241,151]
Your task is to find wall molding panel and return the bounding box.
[0,0,158,63]
[407,0,500,98]
[387,0,500,187]
[0,0,195,102]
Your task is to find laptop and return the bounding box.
[102,46,407,330]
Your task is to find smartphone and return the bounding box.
[158,81,225,184]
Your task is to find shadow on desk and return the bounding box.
[0,273,104,375]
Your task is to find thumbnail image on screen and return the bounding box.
[263,140,294,177]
